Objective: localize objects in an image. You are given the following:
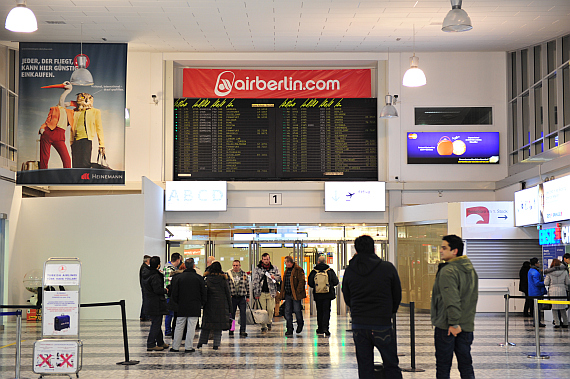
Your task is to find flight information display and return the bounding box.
[174,98,377,180]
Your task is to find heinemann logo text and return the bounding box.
[92,174,124,180]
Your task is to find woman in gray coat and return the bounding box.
[545,259,570,328]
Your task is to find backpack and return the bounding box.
[314,269,330,294]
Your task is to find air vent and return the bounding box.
[46,21,66,25]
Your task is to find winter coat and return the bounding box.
[431,255,479,333]
[170,268,207,317]
[142,268,168,316]
[201,272,232,330]
[280,263,307,301]
[518,263,530,294]
[342,253,402,326]
[252,262,282,298]
[227,269,250,298]
[545,269,570,310]
[139,263,150,289]
[308,262,339,301]
[528,266,547,297]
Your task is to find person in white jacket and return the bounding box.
[545,259,570,328]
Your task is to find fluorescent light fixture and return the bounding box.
[442,0,473,32]
[5,0,37,33]
[379,95,398,119]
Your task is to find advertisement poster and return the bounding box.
[514,186,541,226]
[42,291,79,336]
[34,340,79,374]
[17,42,127,185]
[183,68,371,98]
[407,132,500,164]
[542,175,570,223]
[44,263,80,286]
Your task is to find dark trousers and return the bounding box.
[315,298,332,332]
[147,314,165,348]
[434,327,474,379]
[523,293,532,316]
[198,329,222,347]
[71,138,92,168]
[284,294,303,332]
[231,296,247,333]
[40,127,71,169]
[165,298,173,334]
[352,326,402,379]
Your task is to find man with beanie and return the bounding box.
[431,235,478,379]
[308,255,339,336]
[342,235,402,379]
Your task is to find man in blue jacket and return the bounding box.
[528,257,547,327]
[342,235,402,379]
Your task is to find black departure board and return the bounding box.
[174,98,377,180]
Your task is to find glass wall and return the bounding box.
[508,33,570,165]
[396,223,447,311]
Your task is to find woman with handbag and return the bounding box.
[197,262,232,349]
[545,259,570,328]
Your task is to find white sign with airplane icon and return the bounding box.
[324,182,386,212]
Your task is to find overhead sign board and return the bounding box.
[324,182,386,212]
[460,202,514,227]
[543,175,570,223]
[514,186,541,226]
[407,132,500,164]
[165,181,227,211]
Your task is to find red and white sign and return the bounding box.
[460,202,514,227]
[183,68,371,98]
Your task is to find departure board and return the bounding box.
[174,98,377,180]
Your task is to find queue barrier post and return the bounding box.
[499,294,515,347]
[528,299,549,359]
[0,310,24,379]
[401,302,425,373]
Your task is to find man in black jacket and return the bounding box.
[308,255,339,337]
[342,235,402,379]
[142,256,169,351]
[169,258,207,352]
[139,255,151,321]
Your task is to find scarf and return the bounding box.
[261,262,271,270]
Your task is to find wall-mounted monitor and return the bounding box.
[165,181,227,211]
[514,186,541,226]
[407,132,499,164]
[543,176,570,223]
[324,182,385,212]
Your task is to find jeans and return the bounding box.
[315,298,332,332]
[172,316,198,350]
[165,299,173,334]
[284,294,303,332]
[434,327,475,379]
[146,314,164,348]
[231,296,247,333]
[352,326,402,379]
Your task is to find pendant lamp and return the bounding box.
[442,0,472,32]
[5,0,37,33]
[402,25,426,87]
[379,95,398,119]
[70,24,94,86]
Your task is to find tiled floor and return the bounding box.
[1,309,569,378]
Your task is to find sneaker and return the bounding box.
[296,324,303,333]
[324,331,331,337]
[240,332,248,337]
[267,324,272,331]
[229,331,234,336]
[147,346,164,351]
[261,327,268,333]
[169,348,182,352]
[285,330,293,336]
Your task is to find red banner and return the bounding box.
[183,68,371,98]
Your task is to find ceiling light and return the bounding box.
[5,0,37,33]
[379,95,398,119]
[442,0,472,32]
[70,24,94,86]
[402,25,426,87]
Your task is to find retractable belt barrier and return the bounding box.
[0,310,23,379]
[398,302,425,372]
[527,299,570,360]
[0,300,139,367]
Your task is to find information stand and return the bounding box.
[33,258,83,377]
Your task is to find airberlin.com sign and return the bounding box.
[183,68,371,98]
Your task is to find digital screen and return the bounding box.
[174,98,377,180]
[165,181,227,211]
[324,182,386,212]
[407,132,499,164]
[514,186,541,226]
[543,176,570,223]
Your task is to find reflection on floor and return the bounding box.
[1,310,570,378]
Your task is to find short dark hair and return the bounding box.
[171,253,181,262]
[233,259,241,264]
[261,253,270,259]
[150,256,161,269]
[530,257,539,265]
[185,258,194,269]
[564,253,570,260]
[442,235,464,256]
[209,261,222,273]
[354,235,374,254]
[285,256,294,264]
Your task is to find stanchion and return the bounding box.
[527,298,549,359]
[499,294,515,346]
[116,300,139,365]
[0,310,26,379]
[401,302,425,372]
[393,312,404,357]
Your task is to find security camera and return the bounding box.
[152,94,158,105]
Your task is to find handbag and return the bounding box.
[90,151,112,170]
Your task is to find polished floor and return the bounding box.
[1,309,570,378]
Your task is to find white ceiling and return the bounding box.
[0,0,569,53]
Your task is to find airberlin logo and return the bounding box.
[81,173,90,180]
[213,70,341,97]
